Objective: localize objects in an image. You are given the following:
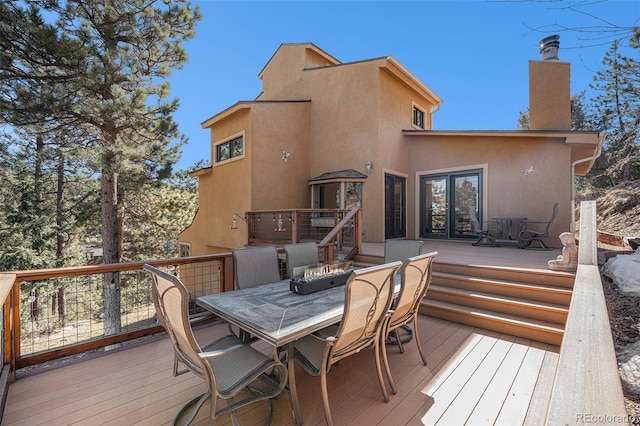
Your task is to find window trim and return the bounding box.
[214,131,245,165]
[412,102,426,130]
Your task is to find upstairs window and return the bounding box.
[215,134,244,163]
[412,103,425,130]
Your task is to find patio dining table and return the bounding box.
[196,277,401,425]
[492,216,527,243]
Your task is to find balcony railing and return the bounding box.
[246,208,362,259]
[1,254,233,375]
[0,209,361,377]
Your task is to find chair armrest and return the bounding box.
[310,329,336,342]
[521,220,550,226]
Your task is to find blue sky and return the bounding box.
[169,0,639,170]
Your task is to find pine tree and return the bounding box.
[590,37,640,187]
[0,0,201,334]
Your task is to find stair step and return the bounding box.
[434,261,575,288]
[432,271,573,306]
[420,299,564,346]
[427,284,568,324]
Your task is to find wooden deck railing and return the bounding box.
[246,208,362,259]
[1,254,234,377]
[546,201,628,423]
[0,203,629,422]
[1,208,362,376]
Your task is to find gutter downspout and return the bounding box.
[570,132,605,232]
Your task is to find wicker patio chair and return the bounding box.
[284,242,320,278]
[232,246,281,289]
[519,202,558,250]
[469,207,500,247]
[291,261,402,426]
[380,251,438,395]
[144,264,287,426]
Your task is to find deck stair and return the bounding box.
[424,262,573,346]
[353,254,574,346]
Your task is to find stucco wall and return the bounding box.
[181,101,314,253]
[180,108,253,253]
[250,102,311,209]
[406,134,573,247]
[377,69,439,240]
[185,43,592,254]
[302,60,383,239]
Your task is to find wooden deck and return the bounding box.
[3,241,565,425]
[361,239,563,271]
[3,314,559,425]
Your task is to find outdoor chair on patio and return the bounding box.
[519,202,558,250]
[232,246,281,289]
[291,261,402,426]
[144,265,288,426]
[383,239,423,271]
[380,252,437,395]
[231,246,282,339]
[383,239,423,346]
[284,242,320,278]
[469,207,500,247]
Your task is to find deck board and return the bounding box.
[4,241,565,425]
[3,315,558,425]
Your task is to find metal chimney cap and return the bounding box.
[540,35,560,61]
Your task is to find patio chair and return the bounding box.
[291,261,402,426]
[383,239,423,346]
[143,264,287,426]
[468,207,500,247]
[232,246,281,289]
[380,251,437,395]
[284,242,320,278]
[383,239,423,271]
[519,202,558,250]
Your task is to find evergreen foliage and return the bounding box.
[589,35,640,188]
[0,0,201,334]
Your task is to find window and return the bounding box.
[215,135,244,163]
[345,182,362,209]
[412,104,425,129]
[312,182,363,209]
[179,243,191,257]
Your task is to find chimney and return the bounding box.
[529,35,571,130]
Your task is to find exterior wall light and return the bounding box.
[365,161,373,173]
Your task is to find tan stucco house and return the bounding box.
[180,41,604,254]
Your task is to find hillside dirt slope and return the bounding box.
[589,180,640,420]
[594,180,640,238]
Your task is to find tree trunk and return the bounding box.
[55,150,66,324]
[101,149,121,335]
